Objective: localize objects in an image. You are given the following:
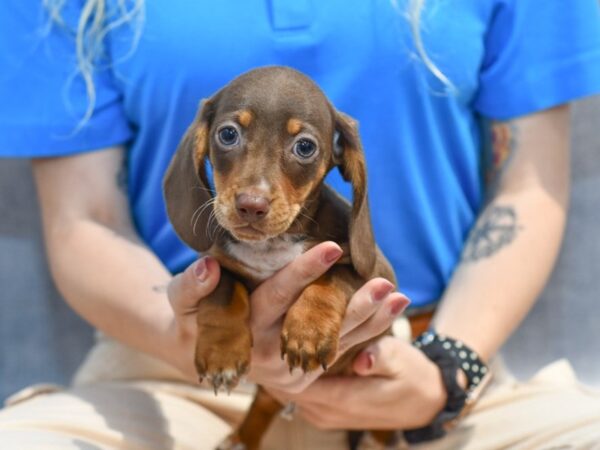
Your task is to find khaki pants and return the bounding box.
[1,328,600,450]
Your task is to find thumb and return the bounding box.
[167,256,221,316]
[353,336,400,377]
[250,241,342,328]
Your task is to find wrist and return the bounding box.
[145,297,194,377]
[404,331,491,443]
[417,357,449,426]
[163,310,198,379]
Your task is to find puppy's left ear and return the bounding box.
[334,111,376,279]
[163,99,217,253]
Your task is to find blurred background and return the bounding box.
[1,97,599,402]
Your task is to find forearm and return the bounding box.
[32,148,179,368]
[432,106,570,361]
[44,217,177,365]
[433,190,567,361]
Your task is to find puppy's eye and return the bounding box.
[293,138,317,159]
[217,126,239,146]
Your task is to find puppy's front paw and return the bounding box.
[196,323,252,394]
[280,313,339,373]
[195,277,252,394]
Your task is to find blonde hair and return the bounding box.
[43,0,144,128]
[406,0,452,88]
[45,0,447,127]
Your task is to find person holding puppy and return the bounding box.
[1,0,600,449]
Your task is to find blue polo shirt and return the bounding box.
[2,0,600,307]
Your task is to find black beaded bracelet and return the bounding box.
[415,331,489,392]
[403,331,490,444]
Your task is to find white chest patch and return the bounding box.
[227,237,305,281]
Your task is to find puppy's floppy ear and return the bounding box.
[334,111,376,279]
[163,99,217,252]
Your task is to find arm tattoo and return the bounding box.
[116,153,128,194]
[461,205,521,263]
[483,120,519,194]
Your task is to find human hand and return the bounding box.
[164,242,409,392]
[164,255,223,379]
[269,335,447,430]
[246,243,409,394]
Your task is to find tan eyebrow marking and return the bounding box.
[287,118,303,135]
[237,110,253,128]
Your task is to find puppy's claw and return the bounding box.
[280,336,288,361]
[216,435,247,450]
[195,318,252,396]
[211,374,224,395]
[286,350,299,370]
[281,323,339,374]
[301,351,310,373]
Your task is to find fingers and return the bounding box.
[339,278,394,336]
[250,242,343,328]
[338,283,409,355]
[353,335,406,376]
[167,256,221,316]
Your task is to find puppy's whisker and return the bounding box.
[213,224,227,243]
[207,213,217,241]
[191,202,207,232]
[206,209,221,242]
[191,197,215,226]
[298,208,319,231]
[192,198,217,236]
[197,197,217,218]
[190,204,204,227]
[189,185,216,228]
[191,185,215,195]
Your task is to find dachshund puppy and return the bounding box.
[164,66,398,450]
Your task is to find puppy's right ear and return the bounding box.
[163,99,217,252]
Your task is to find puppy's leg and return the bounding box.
[358,430,401,449]
[195,269,252,393]
[281,268,355,373]
[217,387,282,450]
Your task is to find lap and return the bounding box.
[1,336,599,450]
[0,381,349,450]
[0,382,230,450]
[415,360,600,450]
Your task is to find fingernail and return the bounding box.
[371,281,394,302]
[389,298,405,316]
[195,258,209,282]
[323,246,343,265]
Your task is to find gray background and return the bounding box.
[1,98,599,402]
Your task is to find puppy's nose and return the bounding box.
[235,193,270,222]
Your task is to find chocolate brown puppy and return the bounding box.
[164,66,397,450]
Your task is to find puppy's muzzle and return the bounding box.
[235,192,271,223]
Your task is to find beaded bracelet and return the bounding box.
[415,331,489,391]
[404,331,492,443]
